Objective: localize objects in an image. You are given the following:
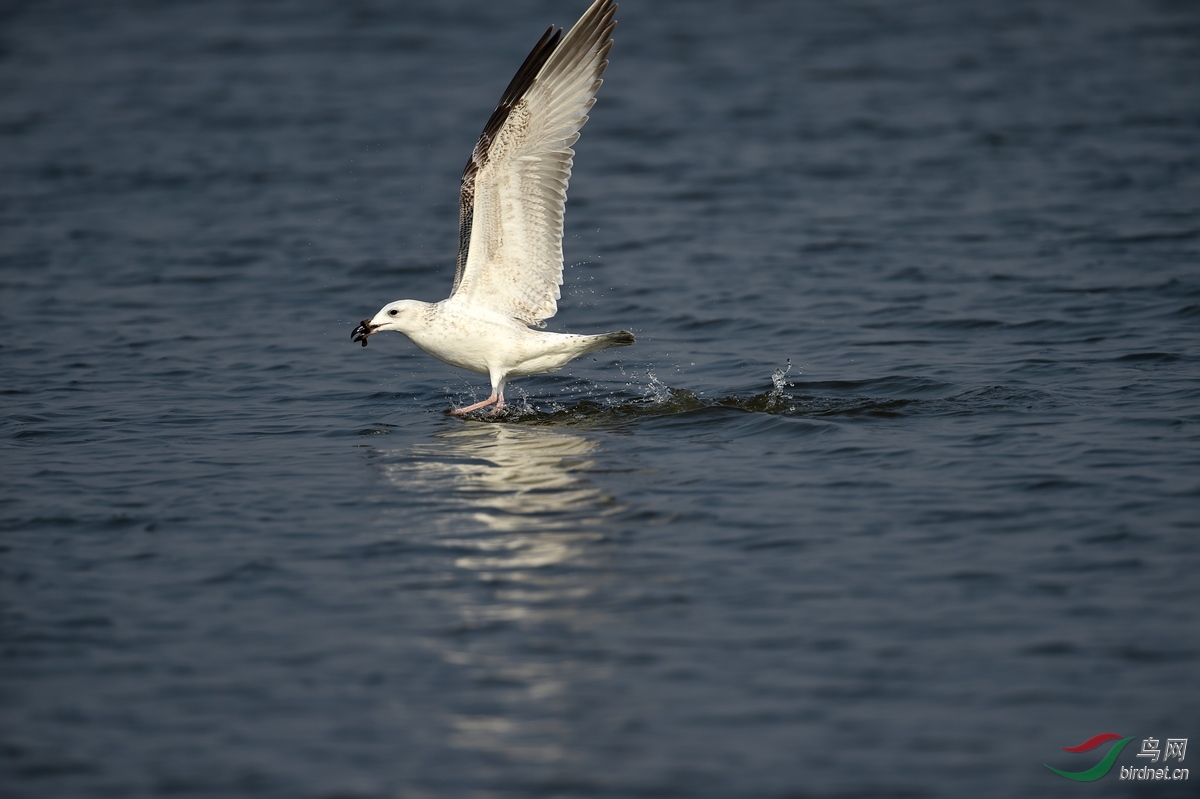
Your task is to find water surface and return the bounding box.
[2,1,1198,796]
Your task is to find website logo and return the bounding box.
[1045,733,1189,782]
[1045,733,1133,782]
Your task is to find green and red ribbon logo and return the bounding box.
[1045,732,1135,781]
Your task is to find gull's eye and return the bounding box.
[388,309,398,316]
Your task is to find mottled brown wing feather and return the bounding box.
[453,25,563,294]
[451,0,617,325]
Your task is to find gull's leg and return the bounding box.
[450,394,498,415]
[487,376,508,416]
[489,390,506,415]
[450,374,506,417]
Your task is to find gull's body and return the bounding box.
[352,0,631,414]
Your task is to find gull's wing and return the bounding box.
[450,0,616,325]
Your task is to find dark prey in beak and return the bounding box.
[351,319,375,347]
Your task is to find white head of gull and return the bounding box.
[352,0,632,415]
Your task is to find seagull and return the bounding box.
[352,0,632,415]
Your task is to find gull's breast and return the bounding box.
[408,305,532,375]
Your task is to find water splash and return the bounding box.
[771,359,794,392]
[746,359,796,413]
[640,369,674,405]
[439,367,1042,425]
[455,363,801,424]
[443,361,1047,426]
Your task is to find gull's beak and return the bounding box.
[351,319,377,347]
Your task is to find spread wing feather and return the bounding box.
[451,0,616,325]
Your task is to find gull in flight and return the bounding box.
[352,0,632,415]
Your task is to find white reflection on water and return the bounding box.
[381,422,622,571]
[378,422,624,763]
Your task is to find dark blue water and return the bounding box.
[2,1,1198,796]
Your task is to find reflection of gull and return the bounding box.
[381,423,621,570]
[377,423,624,764]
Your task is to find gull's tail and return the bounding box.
[589,330,635,352]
